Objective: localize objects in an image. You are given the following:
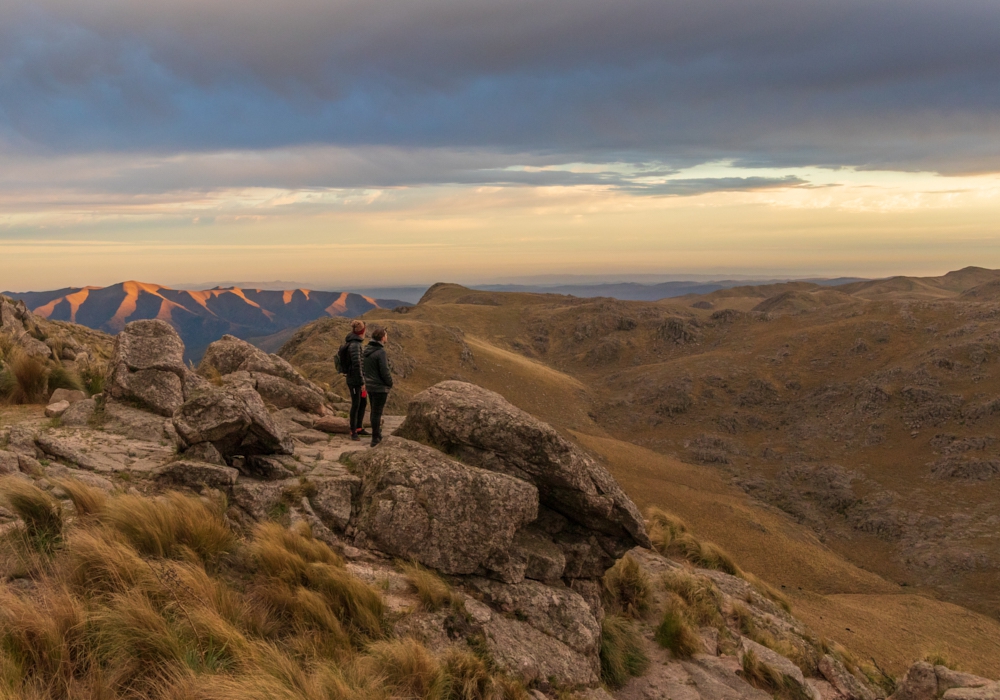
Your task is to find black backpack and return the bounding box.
[335,342,352,374]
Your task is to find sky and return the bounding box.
[2,0,1000,291]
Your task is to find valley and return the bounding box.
[276,268,1000,673]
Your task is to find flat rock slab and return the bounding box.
[154,460,239,491]
[45,401,70,418]
[36,434,125,473]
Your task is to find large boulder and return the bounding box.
[172,383,293,461]
[396,381,650,573]
[200,335,327,414]
[350,437,538,578]
[105,320,188,416]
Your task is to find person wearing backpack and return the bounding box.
[362,325,393,447]
[339,320,369,441]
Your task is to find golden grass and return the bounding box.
[101,492,236,563]
[55,477,107,518]
[0,486,528,700]
[0,477,63,549]
[400,560,454,611]
[602,554,652,619]
[0,349,49,404]
[661,568,723,628]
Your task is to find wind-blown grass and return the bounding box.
[0,483,528,700]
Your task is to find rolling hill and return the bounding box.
[2,281,409,360]
[274,268,1000,674]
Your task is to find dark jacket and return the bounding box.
[344,332,366,388]
[362,341,393,393]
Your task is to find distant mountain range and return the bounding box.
[2,281,409,360]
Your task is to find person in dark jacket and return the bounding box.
[362,325,393,447]
[344,320,369,441]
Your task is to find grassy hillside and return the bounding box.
[0,478,527,700]
[275,269,1000,674]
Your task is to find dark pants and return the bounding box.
[349,385,367,432]
[369,391,388,444]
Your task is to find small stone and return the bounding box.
[49,388,87,405]
[45,401,71,418]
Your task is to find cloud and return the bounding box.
[1,0,999,175]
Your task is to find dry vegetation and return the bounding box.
[0,477,528,700]
[274,276,1000,674]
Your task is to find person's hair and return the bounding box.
[370,325,387,341]
[351,320,366,334]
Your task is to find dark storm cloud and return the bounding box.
[1,0,999,176]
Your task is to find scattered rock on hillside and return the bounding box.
[153,460,239,491]
[0,451,19,475]
[0,297,52,359]
[888,661,999,700]
[172,383,293,461]
[49,388,87,405]
[314,415,351,434]
[396,381,650,569]
[45,401,70,418]
[819,655,876,700]
[200,335,328,414]
[349,437,538,579]
[60,399,96,427]
[105,320,189,416]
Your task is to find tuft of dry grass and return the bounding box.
[101,491,236,563]
[653,595,702,659]
[603,554,652,619]
[48,365,83,393]
[79,359,106,397]
[0,482,532,700]
[645,507,739,575]
[0,477,63,549]
[599,614,649,690]
[55,478,108,519]
[0,349,49,404]
[661,568,723,628]
[400,560,454,611]
[363,637,448,699]
[740,648,787,692]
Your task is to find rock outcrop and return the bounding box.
[890,662,999,700]
[350,437,538,578]
[200,335,327,414]
[396,381,650,576]
[105,320,189,416]
[172,382,293,460]
[0,296,52,359]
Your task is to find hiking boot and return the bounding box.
[350,432,361,442]
[370,438,381,448]
[357,429,371,437]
